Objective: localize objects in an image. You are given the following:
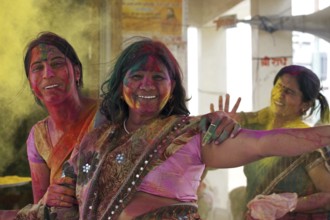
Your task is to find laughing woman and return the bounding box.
[213,65,330,219]
[23,32,104,207]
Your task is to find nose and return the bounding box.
[140,77,155,90]
[42,64,55,78]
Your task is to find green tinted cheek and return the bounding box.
[123,77,129,86]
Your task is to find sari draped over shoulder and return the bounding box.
[244,152,324,203]
[68,115,202,220]
[15,103,100,220]
[32,102,99,184]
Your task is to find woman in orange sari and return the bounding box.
[24,32,104,206]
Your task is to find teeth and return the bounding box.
[45,84,59,89]
[274,101,284,106]
[138,95,156,99]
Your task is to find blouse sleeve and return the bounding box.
[27,126,45,163]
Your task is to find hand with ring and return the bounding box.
[42,176,78,207]
[200,110,241,145]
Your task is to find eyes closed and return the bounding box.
[274,83,299,97]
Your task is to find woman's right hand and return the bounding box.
[200,110,241,145]
[210,94,241,122]
[42,177,77,207]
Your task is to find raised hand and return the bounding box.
[210,94,241,122]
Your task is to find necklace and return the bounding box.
[123,119,130,134]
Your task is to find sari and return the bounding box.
[74,115,202,219]
[17,115,204,220]
[242,107,330,219]
[15,103,103,220]
[31,102,100,183]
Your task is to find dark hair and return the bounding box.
[273,65,329,123]
[24,32,83,105]
[100,37,190,123]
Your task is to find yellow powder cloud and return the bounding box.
[0,0,99,174]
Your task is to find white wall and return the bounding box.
[251,0,293,110]
[226,23,252,192]
[198,27,228,114]
[198,26,230,210]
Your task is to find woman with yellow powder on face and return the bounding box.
[212,65,330,219]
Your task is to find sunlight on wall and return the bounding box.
[226,23,252,191]
[226,23,252,112]
[187,27,199,115]
[0,0,98,175]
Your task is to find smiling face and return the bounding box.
[122,56,175,120]
[270,73,308,119]
[28,44,80,105]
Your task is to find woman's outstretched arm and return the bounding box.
[202,125,330,168]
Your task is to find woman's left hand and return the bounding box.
[42,177,77,208]
[210,94,241,122]
[200,110,241,145]
[247,193,298,220]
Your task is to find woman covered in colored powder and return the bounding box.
[16,39,330,220]
[212,65,330,219]
[23,32,104,206]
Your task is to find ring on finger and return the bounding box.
[202,130,213,145]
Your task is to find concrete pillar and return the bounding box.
[250,0,292,110]
[198,23,229,211]
[98,0,123,92]
[198,27,228,114]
